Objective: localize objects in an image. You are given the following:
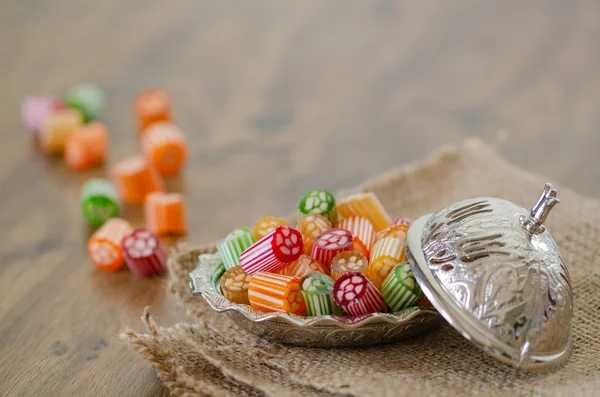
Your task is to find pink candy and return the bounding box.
[21,96,63,132]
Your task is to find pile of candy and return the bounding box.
[22,85,188,277]
[201,190,424,317]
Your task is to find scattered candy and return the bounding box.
[300,273,341,316]
[381,262,422,312]
[333,272,385,316]
[336,216,375,255]
[367,255,400,289]
[311,228,353,271]
[142,122,187,176]
[80,178,120,226]
[87,218,132,272]
[121,229,167,277]
[198,253,226,293]
[336,192,392,231]
[112,155,163,204]
[248,272,305,314]
[297,189,337,224]
[370,237,406,262]
[330,251,368,281]
[240,226,303,275]
[252,216,288,242]
[144,192,187,235]
[296,214,332,255]
[217,227,255,270]
[374,225,408,243]
[65,121,108,170]
[135,89,172,133]
[39,108,83,153]
[65,83,105,122]
[279,254,327,278]
[21,96,62,132]
[221,266,252,304]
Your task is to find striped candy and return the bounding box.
[374,225,408,243]
[300,273,341,316]
[142,122,187,176]
[297,189,337,224]
[332,272,385,316]
[279,254,327,278]
[121,229,167,277]
[336,216,375,254]
[330,251,368,281]
[40,108,83,154]
[370,237,406,262]
[240,226,303,275]
[144,192,187,235]
[87,218,132,272]
[113,155,163,204]
[248,272,305,314]
[336,192,392,231]
[21,96,62,132]
[382,262,422,312]
[217,227,255,270]
[393,217,412,227]
[311,228,353,271]
[80,178,120,226]
[198,253,226,293]
[220,266,252,304]
[252,216,288,242]
[65,83,105,122]
[65,122,108,170]
[367,255,400,289]
[296,214,332,255]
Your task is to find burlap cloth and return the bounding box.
[122,139,600,397]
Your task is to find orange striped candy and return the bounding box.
[144,192,186,235]
[336,216,375,252]
[65,122,108,170]
[279,255,326,278]
[296,214,332,255]
[142,122,187,176]
[87,218,132,272]
[40,108,83,154]
[248,272,305,314]
[113,156,163,204]
[336,192,392,231]
[374,225,408,244]
[135,89,172,133]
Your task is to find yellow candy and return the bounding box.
[370,237,406,262]
[336,192,392,231]
[330,251,368,281]
[368,255,399,289]
[40,108,83,154]
[252,216,288,241]
[296,214,332,255]
[220,266,252,304]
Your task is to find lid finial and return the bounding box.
[521,183,559,234]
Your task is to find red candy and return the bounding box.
[240,225,303,275]
[121,229,167,277]
[333,272,385,316]
[310,228,353,271]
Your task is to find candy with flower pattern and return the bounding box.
[332,272,385,316]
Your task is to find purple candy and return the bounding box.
[21,96,62,132]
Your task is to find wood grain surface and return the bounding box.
[1,1,599,396]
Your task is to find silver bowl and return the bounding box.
[188,253,443,347]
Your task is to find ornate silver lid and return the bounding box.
[406,183,573,370]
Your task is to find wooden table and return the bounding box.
[1,1,598,395]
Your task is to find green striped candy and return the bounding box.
[217,227,254,270]
[300,273,342,316]
[199,253,226,294]
[297,189,337,224]
[381,262,423,312]
[65,83,105,123]
[80,178,120,226]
